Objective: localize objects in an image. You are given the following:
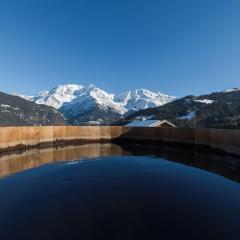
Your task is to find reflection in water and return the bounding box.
[0,143,240,183]
[0,144,123,179]
[1,143,240,240]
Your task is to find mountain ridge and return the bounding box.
[15,84,176,125]
[117,88,240,129]
[0,91,66,126]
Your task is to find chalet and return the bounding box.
[125,119,176,128]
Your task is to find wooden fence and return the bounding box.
[0,126,240,155]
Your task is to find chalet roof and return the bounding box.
[125,119,176,127]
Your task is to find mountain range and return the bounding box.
[9,84,240,128]
[119,88,240,129]
[16,84,176,125]
[0,91,66,126]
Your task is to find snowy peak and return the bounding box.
[30,84,86,109]
[35,91,49,98]
[88,87,122,112]
[15,84,176,124]
[61,84,126,116]
[115,88,176,111]
[49,84,84,95]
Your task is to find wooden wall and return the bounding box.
[0,126,240,156]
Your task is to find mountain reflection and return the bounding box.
[0,143,240,183]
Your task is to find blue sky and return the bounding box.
[0,0,240,97]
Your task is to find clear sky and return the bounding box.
[0,0,240,97]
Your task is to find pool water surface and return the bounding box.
[0,143,240,240]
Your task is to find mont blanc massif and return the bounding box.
[0,83,239,129]
[15,84,176,125]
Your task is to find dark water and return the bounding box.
[0,144,240,240]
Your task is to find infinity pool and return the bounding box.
[0,143,240,240]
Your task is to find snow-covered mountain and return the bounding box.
[118,87,240,129]
[114,89,176,112]
[15,84,176,125]
[31,84,85,109]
